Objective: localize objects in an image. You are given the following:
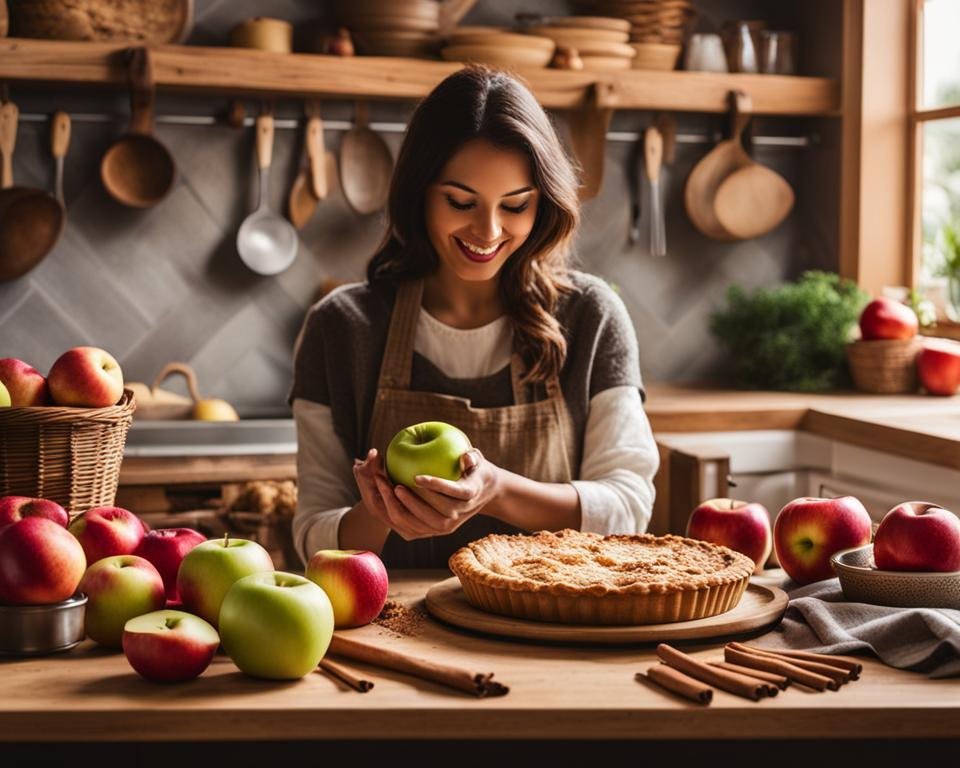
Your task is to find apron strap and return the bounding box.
[376,279,423,391]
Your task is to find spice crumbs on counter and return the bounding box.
[373,599,427,637]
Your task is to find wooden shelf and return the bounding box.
[0,38,840,115]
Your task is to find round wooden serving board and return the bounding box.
[424,577,788,645]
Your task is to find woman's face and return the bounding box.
[425,138,539,284]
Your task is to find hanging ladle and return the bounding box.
[237,111,298,275]
[101,47,176,208]
[0,101,65,282]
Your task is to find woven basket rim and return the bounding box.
[847,336,921,348]
[0,388,137,422]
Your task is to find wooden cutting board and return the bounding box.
[424,577,788,645]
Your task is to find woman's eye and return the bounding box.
[501,201,530,214]
[445,195,475,211]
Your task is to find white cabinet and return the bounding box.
[655,429,960,532]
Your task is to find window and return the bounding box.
[913,0,960,327]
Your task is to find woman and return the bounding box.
[290,67,659,568]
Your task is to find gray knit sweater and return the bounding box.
[289,270,644,476]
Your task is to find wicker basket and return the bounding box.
[0,389,136,515]
[846,338,921,394]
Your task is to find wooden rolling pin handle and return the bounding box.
[256,114,274,170]
[51,111,71,159]
[644,126,663,184]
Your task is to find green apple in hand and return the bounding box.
[176,535,274,628]
[219,571,334,680]
[385,421,472,489]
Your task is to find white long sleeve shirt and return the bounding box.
[292,309,659,565]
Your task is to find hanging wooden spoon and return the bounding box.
[287,101,329,230]
[339,101,393,215]
[684,90,753,241]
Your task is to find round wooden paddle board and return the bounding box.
[425,577,788,645]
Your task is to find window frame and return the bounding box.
[908,0,960,338]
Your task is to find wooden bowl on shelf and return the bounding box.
[544,16,632,34]
[525,24,630,45]
[579,53,635,70]
[440,43,555,68]
[631,41,681,70]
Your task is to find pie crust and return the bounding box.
[449,529,754,625]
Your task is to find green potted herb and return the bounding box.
[710,271,869,392]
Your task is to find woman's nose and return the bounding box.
[472,207,502,243]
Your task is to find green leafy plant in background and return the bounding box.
[710,271,869,392]
[935,218,960,322]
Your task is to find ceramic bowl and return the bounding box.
[0,593,87,656]
[831,545,960,609]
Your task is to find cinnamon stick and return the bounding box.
[640,664,713,705]
[736,644,862,679]
[656,644,772,701]
[726,642,851,685]
[318,657,374,692]
[708,661,790,690]
[327,634,509,698]
[724,646,838,691]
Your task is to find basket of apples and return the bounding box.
[845,297,922,393]
[0,346,135,515]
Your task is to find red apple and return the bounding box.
[123,609,220,683]
[305,549,389,628]
[134,528,207,602]
[69,506,147,565]
[0,496,69,530]
[79,554,166,647]
[873,501,960,572]
[686,498,772,574]
[859,297,918,341]
[0,358,49,406]
[916,339,960,396]
[0,517,86,605]
[47,346,124,408]
[774,496,873,585]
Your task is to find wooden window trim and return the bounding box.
[908,0,960,338]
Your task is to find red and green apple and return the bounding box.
[774,496,873,584]
[47,346,124,408]
[305,549,389,628]
[123,609,220,682]
[69,506,147,565]
[0,496,69,530]
[79,554,166,647]
[0,358,49,406]
[0,516,86,605]
[686,498,772,574]
[873,501,960,572]
[134,528,207,602]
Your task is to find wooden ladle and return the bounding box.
[101,47,176,208]
[0,101,65,282]
[339,101,393,215]
[684,90,754,241]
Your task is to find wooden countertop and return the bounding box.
[2,571,958,743]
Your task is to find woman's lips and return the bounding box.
[454,237,505,264]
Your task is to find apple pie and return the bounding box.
[449,529,754,625]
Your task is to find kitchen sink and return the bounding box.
[124,419,297,457]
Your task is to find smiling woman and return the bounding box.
[289,67,660,569]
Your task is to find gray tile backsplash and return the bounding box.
[2,0,837,413]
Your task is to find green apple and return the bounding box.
[176,535,274,628]
[219,571,334,680]
[79,555,166,648]
[0,380,10,407]
[385,421,472,489]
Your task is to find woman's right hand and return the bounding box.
[352,448,439,541]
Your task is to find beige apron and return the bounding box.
[367,278,577,568]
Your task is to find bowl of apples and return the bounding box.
[831,502,960,609]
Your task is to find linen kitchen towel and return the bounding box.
[753,578,960,678]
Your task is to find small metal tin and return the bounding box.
[0,593,87,656]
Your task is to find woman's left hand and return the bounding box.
[390,448,501,534]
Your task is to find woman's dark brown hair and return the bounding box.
[366,66,581,384]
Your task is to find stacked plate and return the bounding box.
[441,28,556,69]
[523,16,636,71]
[335,0,442,57]
[575,0,697,69]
